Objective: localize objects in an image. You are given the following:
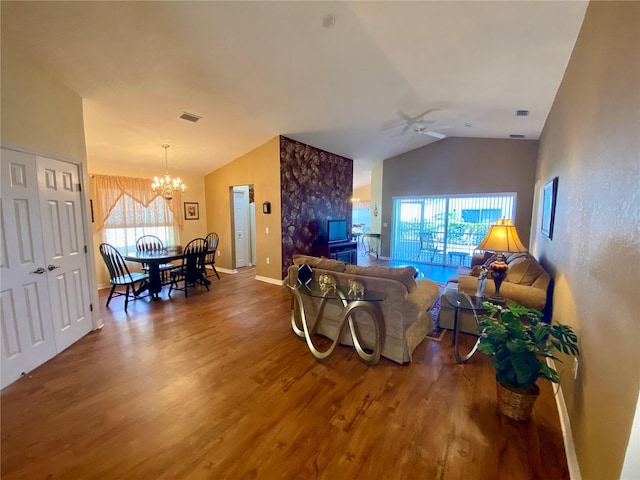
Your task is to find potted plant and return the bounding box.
[477,302,579,421]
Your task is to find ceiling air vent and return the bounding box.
[179,112,202,123]
[516,110,529,117]
[510,134,526,139]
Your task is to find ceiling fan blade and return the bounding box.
[383,108,442,132]
[395,111,413,122]
[393,107,440,125]
[411,107,440,121]
[426,131,447,139]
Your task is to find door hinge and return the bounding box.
[77,183,82,192]
[84,245,88,254]
[89,304,93,312]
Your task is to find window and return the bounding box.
[391,193,517,267]
[92,175,182,253]
[103,194,176,253]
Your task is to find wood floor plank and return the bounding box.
[1,267,569,479]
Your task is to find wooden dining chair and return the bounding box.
[168,238,210,298]
[204,232,220,280]
[99,243,149,311]
[135,234,175,284]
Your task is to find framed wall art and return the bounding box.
[184,202,199,220]
[541,177,558,240]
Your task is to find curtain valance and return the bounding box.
[92,174,182,232]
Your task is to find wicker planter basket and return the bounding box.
[496,381,540,421]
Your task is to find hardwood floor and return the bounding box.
[1,267,569,479]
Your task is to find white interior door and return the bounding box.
[233,188,249,268]
[37,156,92,353]
[1,150,57,388]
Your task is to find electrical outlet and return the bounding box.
[217,250,221,256]
[266,227,269,234]
[266,257,270,264]
[573,358,579,380]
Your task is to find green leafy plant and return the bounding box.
[477,302,579,389]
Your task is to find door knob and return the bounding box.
[47,264,61,271]
[30,267,46,274]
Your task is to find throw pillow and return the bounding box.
[297,264,312,285]
[482,254,499,268]
[505,256,546,286]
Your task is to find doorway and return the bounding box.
[231,185,256,268]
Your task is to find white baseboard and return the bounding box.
[210,266,236,275]
[547,358,582,479]
[255,275,283,286]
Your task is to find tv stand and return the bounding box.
[314,241,358,264]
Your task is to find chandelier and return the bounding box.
[151,144,185,200]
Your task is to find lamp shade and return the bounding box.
[476,218,527,253]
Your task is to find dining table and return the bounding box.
[124,248,210,299]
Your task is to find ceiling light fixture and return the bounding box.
[152,144,185,201]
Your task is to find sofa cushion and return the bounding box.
[292,254,346,273]
[505,256,546,286]
[344,264,418,293]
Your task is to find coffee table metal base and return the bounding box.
[289,288,382,365]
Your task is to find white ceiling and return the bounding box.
[1,1,588,188]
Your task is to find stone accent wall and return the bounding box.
[279,136,353,278]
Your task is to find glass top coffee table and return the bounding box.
[288,281,386,365]
[443,289,484,363]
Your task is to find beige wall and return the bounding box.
[1,38,102,327]
[381,138,538,256]
[88,162,208,288]
[533,2,639,478]
[204,136,282,281]
[1,41,86,163]
[352,184,371,201]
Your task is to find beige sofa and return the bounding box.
[284,254,440,364]
[439,252,551,334]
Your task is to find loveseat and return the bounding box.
[284,254,440,364]
[439,252,551,334]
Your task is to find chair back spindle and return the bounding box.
[136,235,165,254]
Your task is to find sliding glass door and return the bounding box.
[391,193,517,267]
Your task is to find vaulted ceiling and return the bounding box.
[1,1,588,187]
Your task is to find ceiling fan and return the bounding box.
[384,108,448,139]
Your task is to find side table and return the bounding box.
[443,290,484,363]
[362,233,381,258]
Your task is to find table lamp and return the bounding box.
[475,218,527,303]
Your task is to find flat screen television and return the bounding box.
[327,219,349,243]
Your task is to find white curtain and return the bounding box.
[92,174,181,252]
